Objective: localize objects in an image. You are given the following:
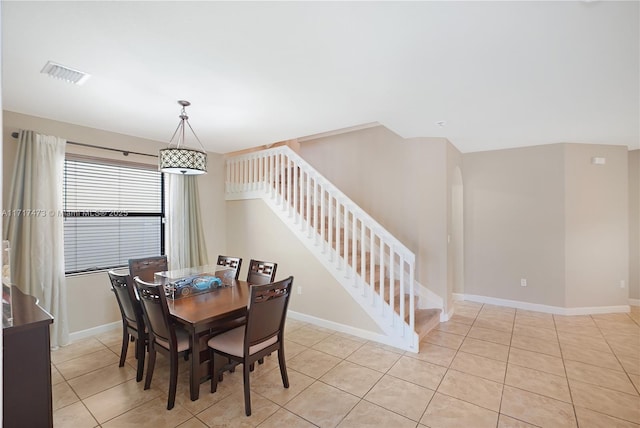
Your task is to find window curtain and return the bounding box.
[4,130,68,348]
[165,174,209,270]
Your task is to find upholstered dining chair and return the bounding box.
[214,258,277,335]
[107,271,147,382]
[216,255,242,280]
[208,276,294,416]
[212,259,280,379]
[128,255,168,283]
[246,259,277,285]
[133,276,191,410]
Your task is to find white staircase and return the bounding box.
[226,146,437,352]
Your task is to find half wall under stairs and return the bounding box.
[226,146,440,352]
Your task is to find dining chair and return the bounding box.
[107,271,147,382]
[215,258,276,335]
[214,258,279,378]
[133,276,191,410]
[208,276,294,416]
[216,255,242,280]
[246,259,277,285]
[128,255,168,283]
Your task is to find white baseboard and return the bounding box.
[70,295,633,347]
[69,321,120,343]
[287,310,405,351]
[442,305,455,322]
[68,314,404,352]
[452,293,465,301]
[456,294,630,315]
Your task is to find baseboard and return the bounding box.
[287,310,404,351]
[442,305,455,322]
[69,321,120,343]
[456,294,630,315]
[630,298,640,307]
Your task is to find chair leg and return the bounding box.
[243,361,252,416]
[277,347,289,388]
[167,352,178,410]
[135,337,145,382]
[144,347,156,390]
[119,327,128,367]
[210,350,218,393]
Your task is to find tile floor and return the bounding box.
[51,302,640,427]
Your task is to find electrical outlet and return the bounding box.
[520,278,527,287]
[297,286,302,295]
[620,280,626,289]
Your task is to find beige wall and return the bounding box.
[2,111,226,333]
[463,144,567,306]
[629,150,640,300]
[298,126,457,313]
[225,199,382,333]
[464,143,630,308]
[446,142,463,309]
[564,144,629,307]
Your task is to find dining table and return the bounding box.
[155,266,252,401]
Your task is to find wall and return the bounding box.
[629,150,639,301]
[2,111,226,333]
[225,199,382,333]
[564,144,629,307]
[463,144,566,306]
[298,126,453,312]
[446,142,463,311]
[463,143,630,309]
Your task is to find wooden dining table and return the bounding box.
[164,276,252,401]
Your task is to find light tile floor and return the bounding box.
[51,303,640,427]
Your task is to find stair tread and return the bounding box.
[414,309,442,339]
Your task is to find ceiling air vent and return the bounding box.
[40,61,90,85]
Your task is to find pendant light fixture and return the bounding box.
[159,100,207,175]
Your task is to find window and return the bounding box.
[63,156,164,274]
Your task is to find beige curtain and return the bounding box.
[4,130,68,348]
[166,174,209,270]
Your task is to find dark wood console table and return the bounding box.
[3,286,54,427]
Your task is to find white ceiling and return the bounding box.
[2,1,638,154]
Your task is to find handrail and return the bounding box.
[226,146,417,348]
[228,146,415,263]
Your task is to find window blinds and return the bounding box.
[63,157,164,274]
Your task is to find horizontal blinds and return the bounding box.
[63,158,163,274]
[64,159,161,212]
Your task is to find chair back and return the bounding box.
[108,271,144,331]
[246,259,277,285]
[134,276,174,348]
[244,276,293,351]
[216,255,243,280]
[129,256,168,283]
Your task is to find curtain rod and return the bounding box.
[10,131,158,158]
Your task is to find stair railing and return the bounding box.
[226,146,417,346]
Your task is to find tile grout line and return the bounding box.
[54,310,638,427]
[553,312,578,427]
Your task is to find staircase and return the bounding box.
[225,146,439,352]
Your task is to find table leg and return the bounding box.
[189,329,200,401]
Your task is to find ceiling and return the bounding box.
[2,1,638,154]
